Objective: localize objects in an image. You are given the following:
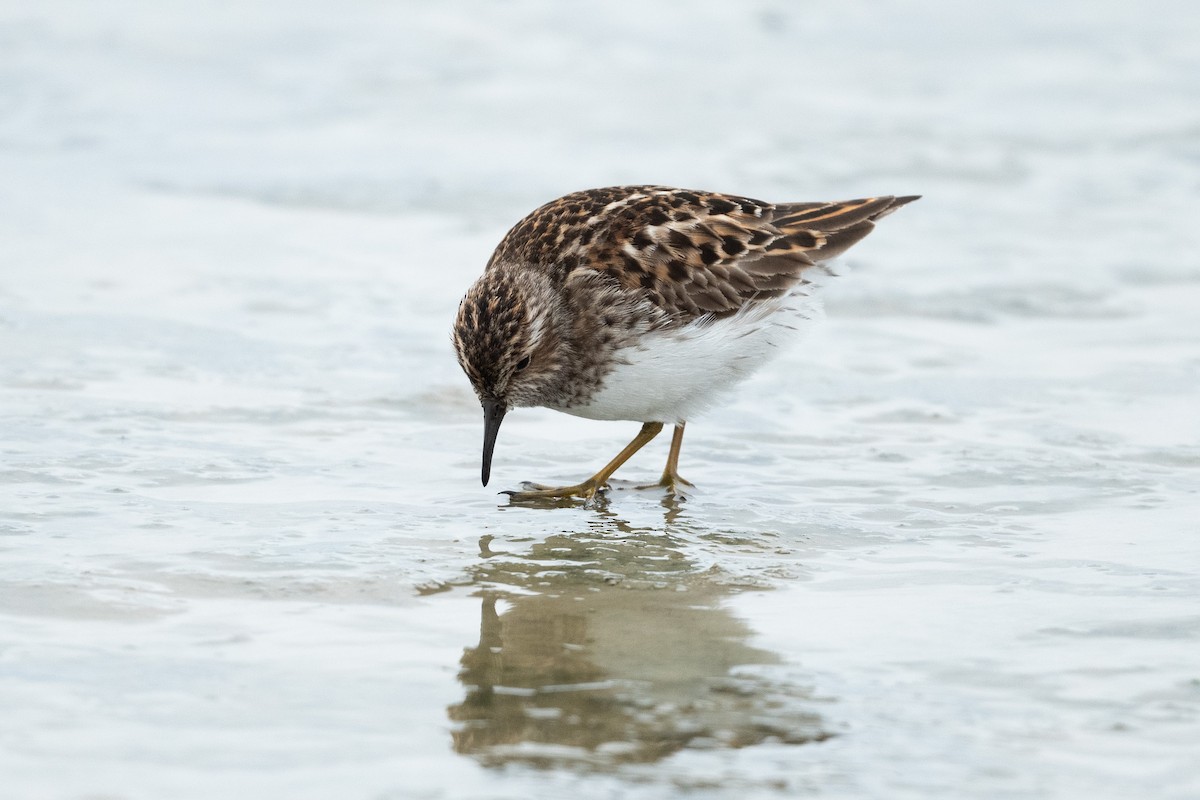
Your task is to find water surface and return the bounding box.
[2,1,1199,797]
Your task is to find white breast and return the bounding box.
[555,295,821,423]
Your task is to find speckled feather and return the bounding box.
[485,185,919,320]
[453,185,918,417]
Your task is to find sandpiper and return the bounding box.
[453,186,918,500]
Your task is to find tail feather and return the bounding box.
[774,194,920,264]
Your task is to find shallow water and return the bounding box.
[2,1,1199,798]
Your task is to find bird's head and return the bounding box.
[452,268,571,485]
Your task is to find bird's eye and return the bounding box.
[515,355,531,372]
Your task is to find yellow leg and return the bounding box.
[637,422,695,494]
[508,422,664,500]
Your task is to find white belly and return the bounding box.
[555,296,820,423]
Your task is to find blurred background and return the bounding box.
[1,1,1198,798]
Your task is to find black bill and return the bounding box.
[481,398,507,486]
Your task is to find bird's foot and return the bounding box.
[504,478,607,502]
[636,471,694,496]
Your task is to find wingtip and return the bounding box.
[871,194,921,221]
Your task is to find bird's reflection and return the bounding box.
[447,506,829,769]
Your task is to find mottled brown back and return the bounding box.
[487,185,918,321]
